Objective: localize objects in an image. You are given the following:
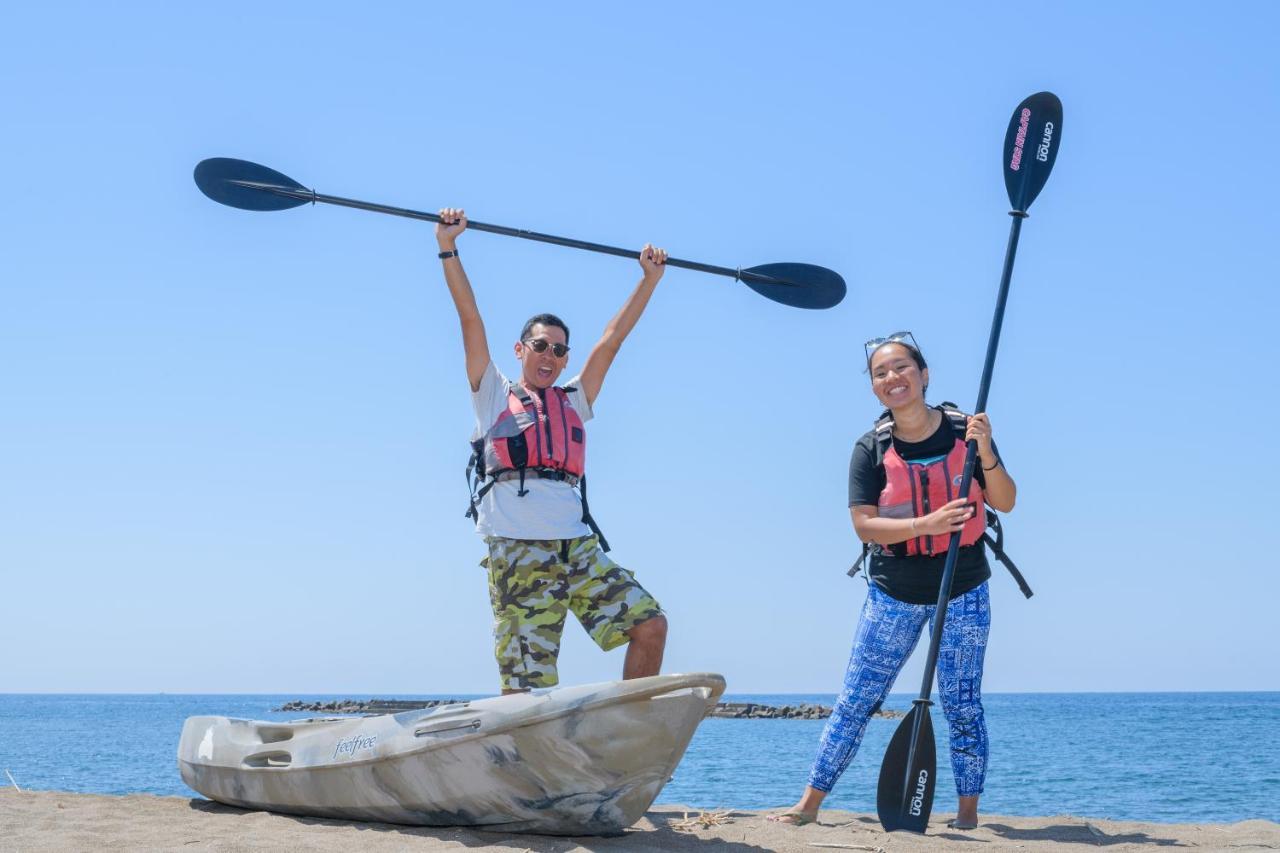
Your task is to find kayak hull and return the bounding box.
[178,672,724,835]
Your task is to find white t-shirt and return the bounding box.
[470,360,595,540]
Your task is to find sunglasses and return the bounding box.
[522,338,570,358]
[864,330,921,364]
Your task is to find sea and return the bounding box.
[1,692,1276,824]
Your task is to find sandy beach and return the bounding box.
[1,789,1275,852]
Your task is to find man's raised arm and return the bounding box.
[577,243,667,406]
[436,208,491,391]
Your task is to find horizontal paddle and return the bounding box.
[876,91,1062,834]
[193,158,846,310]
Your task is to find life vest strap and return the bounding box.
[463,462,610,553]
[848,543,872,579]
[487,468,581,488]
[872,401,969,463]
[982,508,1033,598]
[577,473,610,552]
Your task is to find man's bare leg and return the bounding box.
[622,615,667,679]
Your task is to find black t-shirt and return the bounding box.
[848,410,995,605]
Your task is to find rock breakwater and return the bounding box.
[274,698,903,720]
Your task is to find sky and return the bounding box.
[2,2,1277,695]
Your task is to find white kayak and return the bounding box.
[178,672,724,835]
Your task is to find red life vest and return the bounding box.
[848,403,1032,598]
[480,383,586,482]
[879,430,986,557]
[465,381,610,550]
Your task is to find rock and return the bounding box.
[273,696,908,720]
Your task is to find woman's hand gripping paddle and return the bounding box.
[876,92,1062,833]
[193,158,846,310]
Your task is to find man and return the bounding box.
[436,207,669,694]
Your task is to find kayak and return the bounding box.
[178,672,724,835]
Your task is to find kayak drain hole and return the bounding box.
[242,751,292,768]
[255,727,294,744]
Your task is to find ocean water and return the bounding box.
[0,692,1276,824]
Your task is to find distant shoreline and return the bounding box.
[272,697,905,720]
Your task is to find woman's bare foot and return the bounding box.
[948,794,980,829]
[767,809,817,826]
[768,786,826,827]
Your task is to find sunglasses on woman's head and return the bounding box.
[523,338,570,358]
[864,330,921,364]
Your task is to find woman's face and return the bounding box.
[869,343,928,410]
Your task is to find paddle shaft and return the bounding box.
[897,209,1026,811]
[232,180,788,286]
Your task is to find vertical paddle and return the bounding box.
[876,91,1063,833]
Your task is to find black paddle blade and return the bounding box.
[877,703,937,833]
[739,263,846,310]
[1003,92,1063,213]
[194,158,313,211]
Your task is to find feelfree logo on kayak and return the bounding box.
[333,734,378,759]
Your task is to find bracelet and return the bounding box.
[438,249,458,260]
[982,457,1001,471]
[910,518,918,533]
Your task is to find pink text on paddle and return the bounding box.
[1009,108,1031,171]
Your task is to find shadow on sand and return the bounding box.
[986,821,1188,847]
[186,799,775,851]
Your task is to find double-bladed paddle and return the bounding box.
[876,91,1062,834]
[192,158,846,310]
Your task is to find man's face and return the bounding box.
[515,323,569,389]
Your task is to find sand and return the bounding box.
[1,789,1276,852]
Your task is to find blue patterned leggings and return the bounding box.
[808,582,990,797]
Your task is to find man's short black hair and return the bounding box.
[521,313,570,344]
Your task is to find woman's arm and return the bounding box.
[852,500,977,546]
[968,413,1016,512]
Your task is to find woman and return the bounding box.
[770,331,1016,830]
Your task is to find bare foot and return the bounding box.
[952,794,980,829]
[767,809,818,826]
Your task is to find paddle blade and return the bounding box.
[1002,92,1063,213]
[877,703,937,833]
[194,158,312,211]
[740,263,846,310]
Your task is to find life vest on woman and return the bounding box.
[849,403,1032,598]
[877,408,986,557]
[465,382,609,550]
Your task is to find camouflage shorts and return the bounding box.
[481,534,663,691]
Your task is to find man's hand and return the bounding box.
[638,243,668,282]
[437,207,467,249]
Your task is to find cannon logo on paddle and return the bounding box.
[1037,122,1055,162]
[909,768,929,817]
[333,734,378,759]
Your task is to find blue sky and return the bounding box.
[2,2,1277,694]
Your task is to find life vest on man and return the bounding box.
[465,382,609,550]
[849,403,1032,598]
